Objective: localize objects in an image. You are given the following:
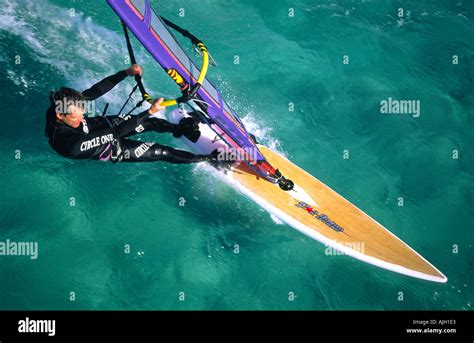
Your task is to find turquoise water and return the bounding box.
[0,0,472,310]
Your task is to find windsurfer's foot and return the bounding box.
[207,149,235,170]
[190,149,236,169]
[190,150,224,164]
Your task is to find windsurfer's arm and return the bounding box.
[71,99,165,157]
[112,98,165,137]
[68,110,151,158]
[81,65,142,101]
[121,117,177,138]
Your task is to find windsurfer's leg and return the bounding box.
[118,139,209,164]
[105,115,178,137]
[140,117,177,133]
[105,115,200,141]
[137,117,200,140]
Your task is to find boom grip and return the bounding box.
[161,99,178,107]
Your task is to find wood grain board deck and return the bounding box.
[230,145,447,283]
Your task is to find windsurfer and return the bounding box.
[45,65,215,164]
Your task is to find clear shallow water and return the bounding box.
[0,0,472,310]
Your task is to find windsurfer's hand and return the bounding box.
[126,64,142,77]
[148,98,166,114]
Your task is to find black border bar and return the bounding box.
[0,310,472,338]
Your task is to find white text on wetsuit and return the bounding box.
[80,134,114,151]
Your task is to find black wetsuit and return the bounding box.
[45,71,207,164]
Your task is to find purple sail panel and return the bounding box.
[107,0,265,162]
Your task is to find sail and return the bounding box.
[107,0,266,164]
